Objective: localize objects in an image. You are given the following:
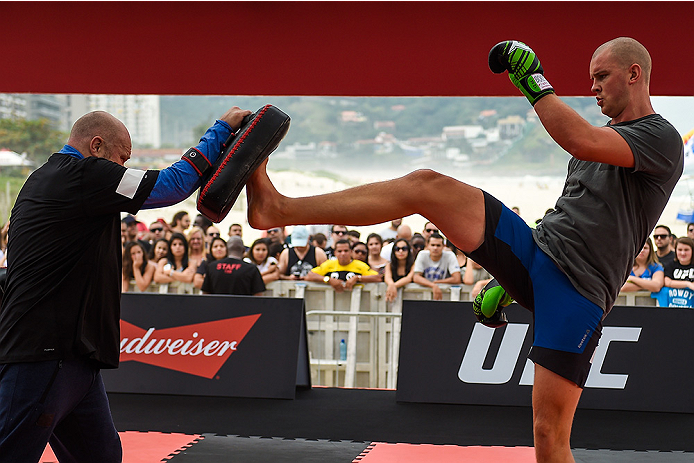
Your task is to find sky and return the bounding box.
[652,97,694,135]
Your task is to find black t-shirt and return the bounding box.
[664,260,694,281]
[658,250,676,269]
[0,153,158,367]
[201,257,266,296]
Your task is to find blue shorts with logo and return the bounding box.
[467,191,604,387]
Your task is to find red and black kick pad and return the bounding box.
[197,105,290,222]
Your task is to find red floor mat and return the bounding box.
[354,442,536,463]
[40,431,203,463]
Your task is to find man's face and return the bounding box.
[391,218,402,228]
[688,225,694,239]
[331,226,348,244]
[653,228,671,250]
[590,49,631,121]
[229,225,242,237]
[266,227,283,244]
[149,223,164,240]
[335,243,352,266]
[179,214,191,230]
[100,126,132,167]
[126,223,138,240]
[422,223,439,240]
[206,226,221,244]
[428,237,444,259]
[352,244,368,263]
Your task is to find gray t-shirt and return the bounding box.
[414,250,460,281]
[534,114,683,313]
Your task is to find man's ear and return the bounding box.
[89,136,104,156]
[628,63,642,84]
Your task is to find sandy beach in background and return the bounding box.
[132,168,694,245]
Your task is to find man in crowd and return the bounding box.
[229,223,243,239]
[278,225,327,280]
[0,106,252,461]
[654,224,676,267]
[421,221,440,242]
[305,239,380,292]
[413,233,462,300]
[379,218,402,241]
[324,225,349,259]
[245,38,683,462]
[201,236,265,296]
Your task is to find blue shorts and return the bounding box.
[468,191,603,387]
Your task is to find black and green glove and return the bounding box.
[472,279,513,328]
[488,40,555,105]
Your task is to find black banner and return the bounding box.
[102,293,310,399]
[396,301,694,413]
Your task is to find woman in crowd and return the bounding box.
[352,241,369,265]
[664,237,694,290]
[149,238,170,264]
[154,232,196,286]
[621,237,664,293]
[384,238,415,302]
[366,233,388,278]
[194,236,228,289]
[245,238,280,284]
[122,241,156,292]
[186,226,206,268]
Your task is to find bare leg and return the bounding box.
[532,364,582,463]
[247,160,486,253]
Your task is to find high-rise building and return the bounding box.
[65,95,161,148]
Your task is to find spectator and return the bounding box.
[170,210,191,235]
[421,222,440,242]
[154,232,196,287]
[380,224,413,259]
[662,237,694,307]
[347,229,361,245]
[122,241,156,292]
[687,222,694,239]
[621,237,663,293]
[245,238,280,284]
[653,224,676,267]
[352,241,369,264]
[268,241,284,263]
[149,237,169,263]
[194,236,228,290]
[205,225,221,252]
[194,213,213,233]
[0,220,8,267]
[265,226,287,247]
[324,225,348,259]
[463,257,494,298]
[228,223,243,239]
[384,238,415,302]
[366,233,388,277]
[202,236,266,296]
[122,215,151,253]
[413,233,461,300]
[379,218,402,241]
[186,226,206,268]
[147,220,166,248]
[305,239,380,292]
[410,234,426,259]
[278,226,327,280]
[512,206,521,215]
[447,241,468,272]
[311,232,327,250]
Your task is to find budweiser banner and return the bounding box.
[102,293,310,399]
[396,301,694,413]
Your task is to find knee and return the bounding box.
[533,419,570,462]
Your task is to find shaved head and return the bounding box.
[593,37,652,85]
[67,111,131,165]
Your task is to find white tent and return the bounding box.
[0,149,32,167]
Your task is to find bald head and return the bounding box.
[396,224,412,241]
[227,236,246,258]
[67,111,131,165]
[593,37,652,85]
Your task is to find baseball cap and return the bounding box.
[291,226,309,247]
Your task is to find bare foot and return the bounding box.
[246,159,286,230]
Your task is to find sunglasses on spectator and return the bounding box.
[208,232,220,237]
[150,227,163,232]
[653,234,669,239]
[267,228,281,234]
[425,228,439,233]
[394,246,410,252]
[353,249,367,254]
[333,230,347,235]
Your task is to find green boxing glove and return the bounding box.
[488,40,555,105]
[472,279,513,328]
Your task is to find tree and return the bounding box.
[0,118,67,166]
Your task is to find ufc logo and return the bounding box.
[458,323,641,389]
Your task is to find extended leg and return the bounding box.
[532,364,582,463]
[247,161,486,253]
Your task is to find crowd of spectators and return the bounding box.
[116,209,694,307]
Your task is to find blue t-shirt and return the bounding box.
[630,262,663,279]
